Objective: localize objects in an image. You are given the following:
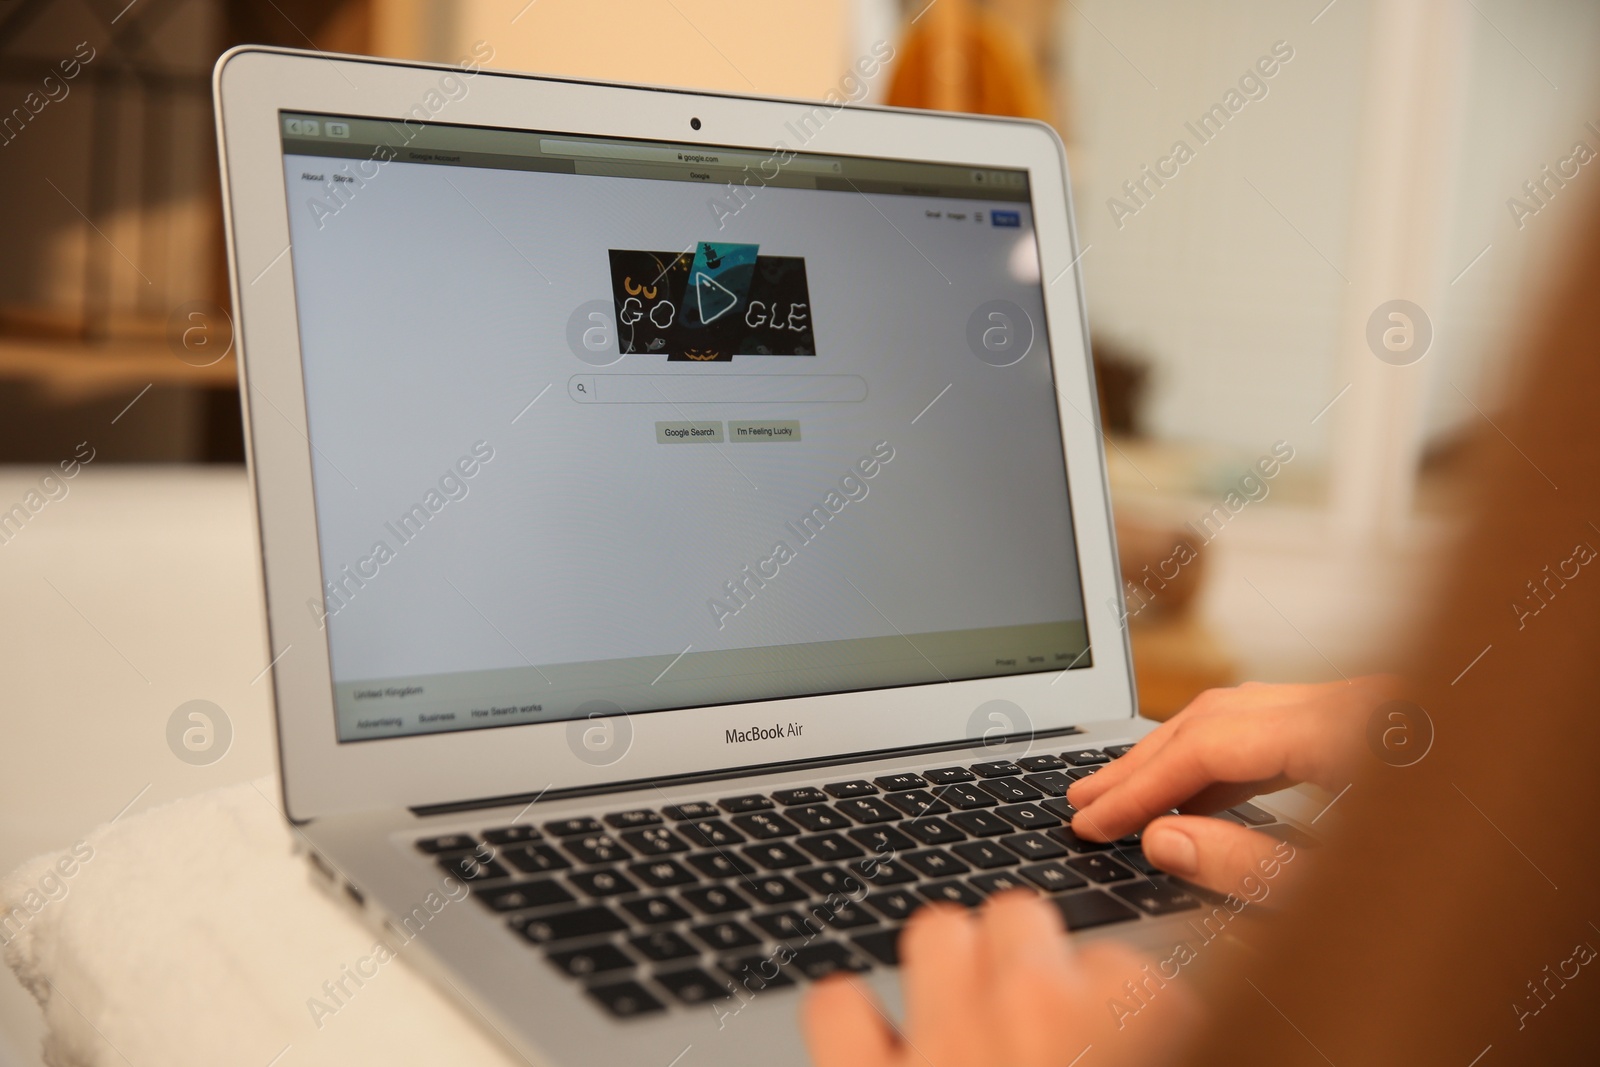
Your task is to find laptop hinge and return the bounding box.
[410,725,1085,818]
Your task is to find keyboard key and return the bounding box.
[630,929,699,961]
[678,819,745,848]
[935,784,997,810]
[1228,801,1277,826]
[604,809,662,829]
[547,943,634,978]
[1047,826,1111,852]
[1019,862,1088,893]
[772,787,828,806]
[949,810,1012,837]
[996,803,1060,829]
[439,854,509,883]
[544,818,603,837]
[502,844,572,874]
[481,826,542,845]
[732,812,800,840]
[787,805,851,832]
[563,834,631,865]
[836,797,899,824]
[978,777,1044,803]
[847,825,916,854]
[885,789,951,817]
[1112,880,1202,915]
[952,840,1018,869]
[663,802,718,821]
[720,794,775,813]
[745,875,808,905]
[820,902,878,929]
[656,966,731,1003]
[850,857,918,886]
[623,896,692,926]
[797,866,867,897]
[796,833,865,862]
[1041,798,1078,821]
[1022,771,1074,797]
[620,827,690,856]
[873,773,927,792]
[971,760,1023,778]
[1103,744,1137,759]
[1065,766,1101,781]
[586,979,664,1018]
[971,871,1030,895]
[512,905,629,945]
[1066,855,1137,884]
[1017,755,1067,772]
[691,920,761,951]
[790,943,871,980]
[570,869,638,897]
[919,880,984,907]
[865,889,921,921]
[682,885,751,915]
[415,833,476,854]
[754,910,820,941]
[1000,831,1070,860]
[473,880,575,912]
[629,860,697,889]
[724,955,798,992]
[903,849,971,878]
[824,780,879,798]
[922,766,976,785]
[744,842,811,870]
[853,929,902,965]
[1061,749,1110,766]
[1054,889,1139,930]
[687,852,756,879]
[903,817,966,846]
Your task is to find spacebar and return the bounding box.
[1054,889,1139,930]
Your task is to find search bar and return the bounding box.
[568,374,867,405]
[538,139,843,175]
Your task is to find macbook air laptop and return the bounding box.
[214,45,1296,1066]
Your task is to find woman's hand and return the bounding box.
[803,891,1196,1067]
[1069,677,1396,896]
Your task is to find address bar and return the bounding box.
[568,374,867,405]
[538,139,843,175]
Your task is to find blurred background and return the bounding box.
[1,0,1595,1059]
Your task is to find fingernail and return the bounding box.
[1143,824,1198,876]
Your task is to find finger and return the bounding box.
[976,889,1069,983]
[899,904,983,1048]
[1068,686,1236,807]
[1067,716,1188,808]
[1072,708,1324,840]
[804,975,898,1067]
[1140,814,1301,898]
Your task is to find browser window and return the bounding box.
[278,112,1090,742]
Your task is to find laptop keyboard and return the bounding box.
[413,747,1262,1019]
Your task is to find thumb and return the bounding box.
[1140,814,1301,900]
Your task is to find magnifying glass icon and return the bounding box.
[576,382,587,393]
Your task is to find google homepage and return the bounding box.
[279,115,1090,742]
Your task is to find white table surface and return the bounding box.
[0,466,276,1066]
[0,464,1426,1065]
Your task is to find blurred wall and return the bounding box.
[449,0,852,98]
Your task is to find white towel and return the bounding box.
[0,779,521,1067]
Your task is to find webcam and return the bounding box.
[690,117,702,130]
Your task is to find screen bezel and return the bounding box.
[215,46,1136,822]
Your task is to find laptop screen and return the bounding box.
[277,110,1092,743]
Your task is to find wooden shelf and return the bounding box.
[0,338,237,400]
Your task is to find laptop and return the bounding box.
[213,45,1283,1065]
